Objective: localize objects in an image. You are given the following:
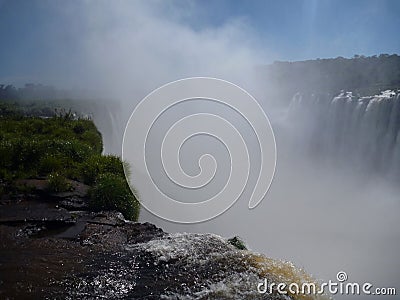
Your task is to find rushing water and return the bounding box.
[97,90,400,299]
[135,91,400,299]
[286,90,400,178]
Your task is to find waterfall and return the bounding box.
[285,90,400,178]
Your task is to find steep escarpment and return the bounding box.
[284,90,400,178]
[0,206,325,300]
[0,106,326,299]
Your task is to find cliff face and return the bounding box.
[0,189,326,300]
[283,91,400,179]
[0,100,330,299]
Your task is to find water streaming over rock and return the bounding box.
[285,90,400,178]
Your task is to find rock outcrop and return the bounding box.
[0,185,326,300]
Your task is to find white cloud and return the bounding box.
[50,0,267,100]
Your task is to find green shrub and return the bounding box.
[0,140,13,169]
[80,130,102,153]
[73,123,86,135]
[47,172,72,193]
[11,138,41,171]
[59,139,93,163]
[0,168,13,182]
[39,155,64,174]
[0,111,140,221]
[228,236,247,250]
[81,154,126,185]
[89,173,139,221]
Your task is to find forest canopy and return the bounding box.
[258,54,400,101]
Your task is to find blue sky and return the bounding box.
[0,0,399,87]
[190,0,400,60]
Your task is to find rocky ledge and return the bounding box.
[0,181,325,299]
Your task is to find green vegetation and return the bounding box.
[47,172,72,193]
[228,236,247,250]
[89,173,139,222]
[81,154,126,185]
[0,111,102,180]
[260,53,400,102]
[0,102,140,221]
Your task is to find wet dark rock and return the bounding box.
[59,196,89,210]
[0,192,320,299]
[0,198,75,224]
[52,180,90,199]
[14,178,90,210]
[15,178,49,192]
[0,208,166,299]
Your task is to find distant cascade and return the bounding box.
[286,90,400,177]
